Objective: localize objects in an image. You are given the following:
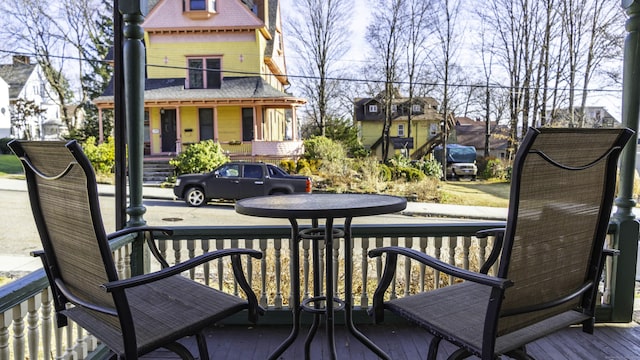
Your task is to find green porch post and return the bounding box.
[611,0,640,322]
[120,0,148,275]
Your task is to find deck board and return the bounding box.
[142,321,640,359]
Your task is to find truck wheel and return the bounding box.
[185,187,206,207]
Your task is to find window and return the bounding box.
[391,104,397,113]
[217,164,240,177]
[368,104,378,113]
[397,124,405,137]
[199,108,214,140]
[188,0,215,11]
[190,0,206,10]
[412,104,422,113]
[187,58,221,89]
[242,108,254,141]
[243,165,263,179]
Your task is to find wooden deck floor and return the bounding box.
[143,321,640,359]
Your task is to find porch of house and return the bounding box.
[147,321,640,359]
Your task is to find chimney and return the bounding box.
[13,56,30,65]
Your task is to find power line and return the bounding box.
[0,48,623,95]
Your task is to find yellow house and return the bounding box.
[94,0,306,158]
[354,95,446,160]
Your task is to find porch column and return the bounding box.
[120,2,147,226]
[611,0,640,322]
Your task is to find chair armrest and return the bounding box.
[107,226,175,267]
[369,246,512,288]
[102,248,262,291]
[367,246,512,323]
[475,228,505,274]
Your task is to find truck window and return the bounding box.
[244,165,263,179]
[218,164,240,177]
[267,164,288,178]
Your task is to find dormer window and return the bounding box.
[412,104,422,113]
[185,0,216,19]
[368,104,378,113]
[187,57,221,89]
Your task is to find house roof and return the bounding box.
[0,63,36,99]
[94,76,305,106]
[454,117,509,151]
[143,0,265,32]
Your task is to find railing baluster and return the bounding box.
[1,310,10,359]
[65,322,75,359]
[187,239,196,279]
[202,239,211,286]
[360,236,370,307]
[419,237,428,292]
[302,238,311,300]
[274,238,283,308]
[41,288,52,360]
[404,237,412,296]
[231,239,239,297]
[12,303,26,360]
[463,236,471,270]
[448,237,457,285]
[434,236,442,289]
[216,239,224,291]
[27,295,40,360]
[259,238,268,308]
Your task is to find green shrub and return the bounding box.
[412,158,442,178]
[482,158,510,180]
[303,136,346,162]
[170,140,229,175]
[279,159,296,174]
[378,163,392,182]
[82,136,115,175]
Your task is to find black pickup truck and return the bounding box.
[173,161,312,206]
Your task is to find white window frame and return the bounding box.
[368,104,378,113]
[412,104,422,113]
[398,124,405,137]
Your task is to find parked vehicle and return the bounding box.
[173,162,312,206]
[433,144,478,180]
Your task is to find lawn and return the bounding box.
[438,180,510,208]
[0,154,23,176]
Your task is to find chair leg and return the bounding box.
[506,346,535,360]
[427,336,441,360]
[196,332,210,360]
[448,347,472,360]
[163,342,196,360]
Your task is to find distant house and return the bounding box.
[0,77,9,138]
[453,117,509,160]
[94,0,306,159]
[354,93,446,160]
[0,56,62,140]
[542,106,619,128]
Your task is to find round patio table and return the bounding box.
[236,193,407,360]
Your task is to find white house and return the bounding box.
[0,56,62,140]
[0,76,9,138]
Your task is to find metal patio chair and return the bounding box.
[368,127,633,359]
[9,139,264,360]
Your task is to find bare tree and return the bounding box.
[403,0,433,139]
[367,0,406,161]
[287,0,353,137]
[0,0,112,137]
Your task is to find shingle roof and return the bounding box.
[143,0,264,31]
[95,76,302,104]
[0,63,36,99]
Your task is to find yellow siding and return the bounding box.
[217,107,242,141]
[180,107,199,143]
[146,39,263,79]
[150,109,161,153]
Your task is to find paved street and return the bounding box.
[0,178,507,276]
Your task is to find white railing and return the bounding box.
[0,222,618,359]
